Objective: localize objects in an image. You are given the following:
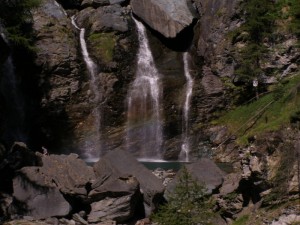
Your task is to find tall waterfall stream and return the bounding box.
[126,17,163,160]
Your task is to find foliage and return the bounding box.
[0,0,41,50]
[234,0,276,82]
[216,74,300,145]
[263,140,296,205]
[88,32,117,64]
[151,167,213,225]
[279,0,300,39]
[232,215,250,225]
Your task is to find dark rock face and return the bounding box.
[131,0,196,38]
[31,0,136,155]
[0,142,41,194]
[193,0,240,77]
[93,149,165,210]
[32,0,90,152]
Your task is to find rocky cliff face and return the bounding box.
[30,0,137,154]
[32,0,86,151]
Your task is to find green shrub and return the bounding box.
[151,167,213,225]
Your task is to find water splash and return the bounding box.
[179,52,194,162]
[71,16,101,161]
[126,16,163,160]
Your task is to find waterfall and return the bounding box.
[179,52,194,162]
[0,34,26,143]
[126,16,163,160]
[71,16,102,161]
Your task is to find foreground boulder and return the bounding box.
[11,154,95,219]
[88,171,141,223]
[167,158,225,195]
[131,0,196,38]
[13,172,71,219]
[185,158,225,193]
[93,149,165,211]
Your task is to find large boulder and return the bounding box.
[27,154,95,198]
[88,167,141,223]
[11,154,95,219]
[93,149,165,210]
[185,158,225,193]
[131,0,196,38]
[167,158,225,195]
[88,175,140,223]
[13,171,71,219]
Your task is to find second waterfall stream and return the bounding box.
[180,52,194,162]
[71,16,102,162]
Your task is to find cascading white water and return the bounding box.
[179,52,194,162]
[71,16,101,161]
[126,16,163,160]
[0,33,25,142]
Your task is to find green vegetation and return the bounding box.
[232,215,250,225]
[277,0,300,38]
[263,140,296,205]
[234,0,275,85]
[88,32,116,64]
[216,74,300,145]
[0,0,41,51]
[232,0,300,102]
[151,167,213,225]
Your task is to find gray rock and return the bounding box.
[88,194,137,223]
[219,173,241,196]
[109,0,126,5]
[34,154,95,198]
[88,166,140,223]
[13,171,71,219]
[76,5,128,33]
[93,149,164,210]
[81,0,93,8]
[201,67,224,95]
[184,158,225,194]
[271,214,300,225]
[131,0,196,38]
[11,154,95,219]
[93,0,110,7]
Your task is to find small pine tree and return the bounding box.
[151,167,213,225]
